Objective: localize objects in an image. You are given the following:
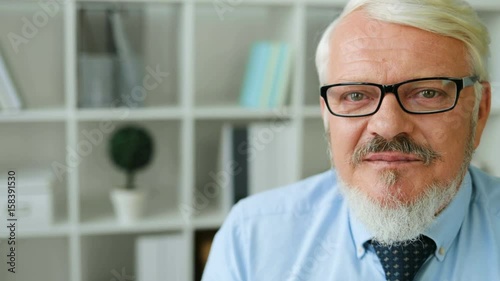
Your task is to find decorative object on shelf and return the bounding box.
[108,125,154,223]
[239,41,292,109]
[0,48,22,111]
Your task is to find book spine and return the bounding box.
[259,43,280,108]
[232,127,249,203]
[248,122,296,195]
[240,42,269,108]
[109,11,141,107]
[136,236,159,281]
[219,124,234,212]
[272,44,292,108]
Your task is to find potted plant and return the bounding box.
[108,125,154,223]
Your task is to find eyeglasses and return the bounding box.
[320,76,478,117]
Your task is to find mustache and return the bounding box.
[351,134,442,166]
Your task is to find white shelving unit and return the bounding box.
[0,0,498,280]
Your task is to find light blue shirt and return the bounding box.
[202,166,500,281]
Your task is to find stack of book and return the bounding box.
[0,50,22,111]
[217,122,297,209]
[239,41,292,109]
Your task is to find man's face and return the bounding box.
[321,11,491,207]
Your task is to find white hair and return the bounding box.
[318,0,490,127]
[315,0,491,85]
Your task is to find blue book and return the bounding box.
[259,43,281,108]
[269,43,292,108]
[240,42,270,108]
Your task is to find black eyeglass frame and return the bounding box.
[320,76,479,117]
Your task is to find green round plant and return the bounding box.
[108,125,154,190]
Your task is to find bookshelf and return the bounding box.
[0,0,499,280]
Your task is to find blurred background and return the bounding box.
[0,0,498,280]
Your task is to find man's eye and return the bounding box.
[418,89,439,99]
[345,92,366,101]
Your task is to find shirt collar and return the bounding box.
[348,170,472,261]
[423,171,472,262]
[348,205,373,259]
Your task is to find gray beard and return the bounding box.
[325,115,476,245]
[337,174,460,245]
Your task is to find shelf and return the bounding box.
[0,237,70,281]
[77,106,183,121]
[77,2,181,108]
[0,122,66,170]
[0,1,497,281]
[0,108,67,122]
[80,210,185,235]
[194,4,295,106]
[0,221,70,239]
[194,105,292,120]
[193,209,225,230]
[75,0,345,6]
[0,6,65,110]
[77,120,182,236]
[77,0,182,3]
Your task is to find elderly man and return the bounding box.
[202,0,499,280]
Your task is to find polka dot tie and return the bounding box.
[371,235,436,281]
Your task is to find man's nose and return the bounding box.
[366,93,415,140]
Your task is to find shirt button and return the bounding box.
[439,247,446,255]
[358,247,363,254]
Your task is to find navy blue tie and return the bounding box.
[371,235,436,281]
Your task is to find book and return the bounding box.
[247,122,296,195]
[218,122,297,209]
[135,234,187,281]
[218,124,249,211]
[232,127,249,203]
[109,11,142,107]
[268,43,292,108]
[239,42,292,109]
[0,49,22,111]
[259,43,281,108]
[239,42,270,108]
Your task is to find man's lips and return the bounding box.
[363,152,423,163]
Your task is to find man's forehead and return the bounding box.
[337,36,450,59]
[327,10,469,82]
[331,11,458,61]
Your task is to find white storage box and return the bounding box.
[0,169,55,228]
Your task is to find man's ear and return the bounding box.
[473,81,491,148]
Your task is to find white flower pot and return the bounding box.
[110,188,146,224]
